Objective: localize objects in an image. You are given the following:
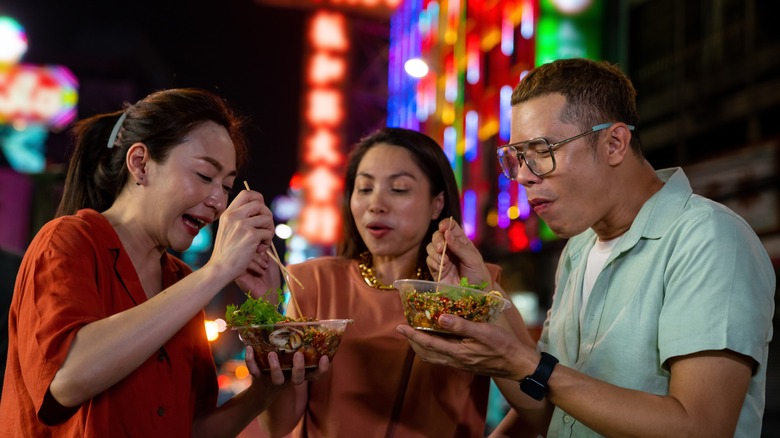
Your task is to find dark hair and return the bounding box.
[511,58,643,155]
[338,127,462,267]
[56,88,247,217]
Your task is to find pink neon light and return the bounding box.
[302,167,343,203]
[305,129,342,165]
[307,90,343,125]
[310,12,349,51]
[309,53,347,84]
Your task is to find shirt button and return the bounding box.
[158,407,165,416]
[563,415,572,423]
[158,354,165,362]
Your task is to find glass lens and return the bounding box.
[497,146,521,179]
[523,139,553,175]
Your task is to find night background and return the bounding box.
[1,0,779,435]
[2,0,309,203]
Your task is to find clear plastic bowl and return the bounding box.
[394,279,510,336]
[233,319,353,370]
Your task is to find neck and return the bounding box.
[359,250,428,290]
[594,160,664,240]
[102,206,165,265]
[371,252,419,284]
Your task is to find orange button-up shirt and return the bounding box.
[0,209,218,437]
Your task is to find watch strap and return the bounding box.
[520,352,558,400]
[532,352,558,385]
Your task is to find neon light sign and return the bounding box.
[256,0,402,16]
[297,11,348,245]
[0,64,78,130]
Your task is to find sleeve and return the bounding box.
[14,220,106,421]
[486,263,502,288]
[537,243,571,354]
[487,263,537,347]
[286,260,323,319]
[658,209,775,371]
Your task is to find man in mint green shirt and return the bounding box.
[397,58,775,437]
[539,166,773,437]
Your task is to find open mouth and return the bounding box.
[366,222,391,237]
[182,214,206,234]
[528,199,552,215]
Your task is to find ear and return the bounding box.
[431,191,445,220]
[605,123,632,166]
[126,142,150,185]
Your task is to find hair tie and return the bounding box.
[106,112,128,149]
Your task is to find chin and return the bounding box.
[551,223,590,239]
[171,239,195,253]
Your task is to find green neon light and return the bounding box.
[536,0,603,65]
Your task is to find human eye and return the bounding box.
[197,173,213,183]
[355,185,372,194]
[526,140,552,157]
[222,176,236,194]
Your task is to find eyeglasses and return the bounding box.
[497,123,635,179]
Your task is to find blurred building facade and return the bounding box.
[622,1,780,434]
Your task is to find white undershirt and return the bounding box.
[581,236,621,324]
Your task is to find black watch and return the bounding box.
[519,352,558,401]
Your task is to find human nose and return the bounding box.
[514,157,542,187]
[367,189,388,214]
[204,186,227,212]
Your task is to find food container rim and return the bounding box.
[394,278,511,311]
[394,278,500,295]
[230,318,354,330]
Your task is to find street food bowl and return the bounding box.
[233,319,353,370]
[395,279,510,336]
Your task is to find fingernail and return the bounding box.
[439,315,452,327]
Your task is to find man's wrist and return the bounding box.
[519,352,558,401]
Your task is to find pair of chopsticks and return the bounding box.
[243,181,304,317]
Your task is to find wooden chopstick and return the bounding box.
[265,248,304,317]
[436,216,455,284]
[243,181,304,317]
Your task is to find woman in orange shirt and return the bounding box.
[0,88,307,437]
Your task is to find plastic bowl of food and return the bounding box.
[395,279,510,337]
[233,319,353,370]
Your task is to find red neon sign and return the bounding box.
[255,0,401,17]
[297,11,349,245]
[0,64,78,130]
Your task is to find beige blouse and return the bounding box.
[286,256,513,438]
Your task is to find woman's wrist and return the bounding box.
[200,260,237,290]
[461,264,492,286]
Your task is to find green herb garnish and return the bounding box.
[459,277,489,291]
[225,289,289,327]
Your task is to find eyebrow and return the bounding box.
[356,171,418,180]
[198,156,237,176]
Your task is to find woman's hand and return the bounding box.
[245,347,330,388]
[235,250,283,299]
[426,218,491,285]
[208,190,275,281]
